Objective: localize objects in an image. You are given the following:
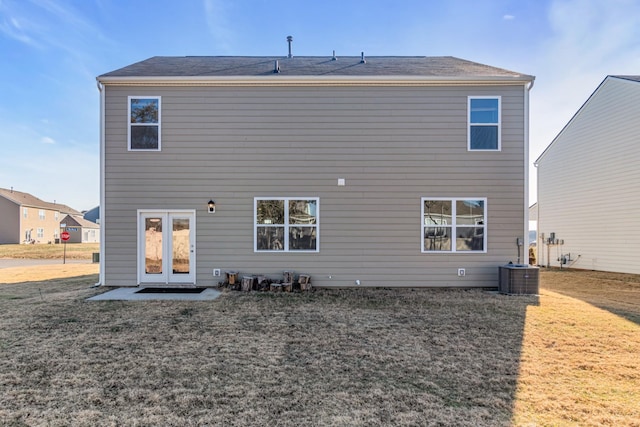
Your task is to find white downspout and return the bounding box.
[523,79,535,260]
[95,79,106,286]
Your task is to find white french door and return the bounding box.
[138,210,195,284]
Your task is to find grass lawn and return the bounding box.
[0,267,638,426]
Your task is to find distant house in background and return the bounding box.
[0,187,82,244]
[83,206,100,224]
[60,214,100,243]
[535,75,640,273]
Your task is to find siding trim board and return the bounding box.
[98,77,531,88]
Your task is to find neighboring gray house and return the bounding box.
[535,75,640,273]
[96,55,534,288]
[60,214,100,243]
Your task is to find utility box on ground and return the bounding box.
[499,264,539,295]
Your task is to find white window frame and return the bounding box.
[39,209,45,220]
[254,197,319,253]
[468,96,501,151]
[36,228,44,239]
[23,208,27,218]
[128,96,161,151]
[421,197,487,253]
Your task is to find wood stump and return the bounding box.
[282,283,293,292]
[298,274,312,291]
[241,276,255,292]
[225,271,238,285]
[283,270,294,284]
[270,283,282,292]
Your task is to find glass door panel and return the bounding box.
[144,216,163,275]
[171,217,190,275]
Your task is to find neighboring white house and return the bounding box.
[535,75,640,273]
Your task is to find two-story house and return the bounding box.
[96,55,534,288]
[0,187,82,244]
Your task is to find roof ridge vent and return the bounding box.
[360,51,366,64]
[286,35,293,58]
[332,50,337,61]
[274,60,280,73]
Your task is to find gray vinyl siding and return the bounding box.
[103,84,528,287]
[537,77,640,274]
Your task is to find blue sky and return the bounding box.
[1,0,639,210]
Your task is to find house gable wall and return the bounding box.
[103,83,528,287]
[0,198,20,244]
[536,77,640,273]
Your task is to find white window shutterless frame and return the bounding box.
[137,210,195,284]
[468,96,501,151]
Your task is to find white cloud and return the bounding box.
[503,14,515,20]
[203,0,234,52]
[41,136,55,144]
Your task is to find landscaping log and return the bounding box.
[283,270,294,284]
[270,283,282,292]
[241,276,256,292]
[299,274,312,291]
[225,271,238,285]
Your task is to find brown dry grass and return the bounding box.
[0,243,99,260]
[0,266,639,426]
[513,269,640,426]
[0,264,99,284]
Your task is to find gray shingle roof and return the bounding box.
[60,214,100,229]
[0,187,81,215]
[99,56,533,81]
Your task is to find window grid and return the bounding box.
[254,197,319,253]
[468,96,501,151]
[422,198,487,253]
[128,96,161,151]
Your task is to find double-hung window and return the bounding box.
[255,197,319,252]
[468,96,500,151]
[422,198,486,252]
[128,96,161,150]
[39,209,45,220]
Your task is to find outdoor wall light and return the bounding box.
[207,200,216,213]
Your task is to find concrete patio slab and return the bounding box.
[88,287,221,301]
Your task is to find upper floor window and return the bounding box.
[422,198,486,253]
[39,209,45,220]
[255,198,319,252]
[468,97,500,151]
[55,211,59,220]
[128,96,161,151]
[23,208,27,218]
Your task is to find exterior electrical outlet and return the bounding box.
[213,269,221,277]
[458,268,466,277]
